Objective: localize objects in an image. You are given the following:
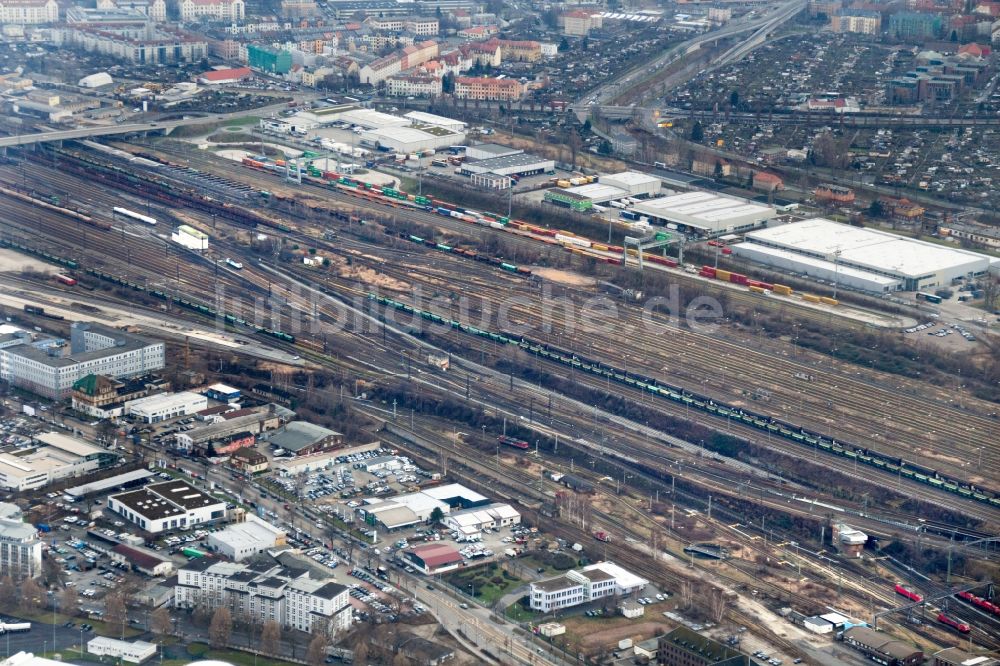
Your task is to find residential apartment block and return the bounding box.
[175,559,351,635]
[386,74,442,97]
[831,9,882,34]
[454,76,523,101]
[179,0,244,22]
[0,0,58,24]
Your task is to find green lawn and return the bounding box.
[445,564,523,606]
[505,599,542,622]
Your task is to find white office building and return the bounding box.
[530,561,648,612]
[126,391,208,423]
[175,559,351,635]
[86,638,157,664]
[107,480,226,533]
[0,519,42,580]
[0,322,165,399]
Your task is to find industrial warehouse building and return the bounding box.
[107,480,227,533]
[360,124,465,154]
[333,108,409,130]
[0,432,116,491]
[207,514,286,560]
[628,191,776,236]
[841,626,923,666]
[734,218,998,292]
[464,143,522,161]
[125,391,207,423]
[599,171,661,198]
[358,483,492,531]
[460,153,555,179]
[545,183,628,211]
[403,111,466,133]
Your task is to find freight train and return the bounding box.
[368,293,999,509]
[84,268,294,344]
[395,232,531,275]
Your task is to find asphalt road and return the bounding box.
[0,617,88,658]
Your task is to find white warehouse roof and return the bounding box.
[563,183,628,203]
[403,110,466,130]
[336,108,409,129]
[631,191,775,233]
[599,171,661,195]
[732,243,900,293]
[744,218,992,280]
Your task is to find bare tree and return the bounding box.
[709,587,728,624]
[0,577,17,613]
[150,607,172,641]
[260,620,282,655]
[104,590,128,637]
[19,578,44,614]
[679,580,693,610]
[61,586,79,616]
[352,641,369,665]
[306,632,330,666]
[981,275,1000,312]
[209,606,233,648]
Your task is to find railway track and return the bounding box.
[3,148,992,516]
[83,142,1000,482]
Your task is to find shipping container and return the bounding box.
[819,297,839,306]
[803,294,821,303]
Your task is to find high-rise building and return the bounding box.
[0,519,43,580]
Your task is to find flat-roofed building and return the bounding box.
[0,322,164,400]
[736,218,998,292]
[628,191,776,236]
[599,171,661,198]
[126,391,208,423]
[175,559,350,635]
[107,480,226,533]
[530,561,647,612]
[0,432,115,491]
[207,515,286,561]
[86,637,156,664]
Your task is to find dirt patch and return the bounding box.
[334,259,409,291]
[531,267,596,286]
[571,619,672,650]
[0,249,58,274]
